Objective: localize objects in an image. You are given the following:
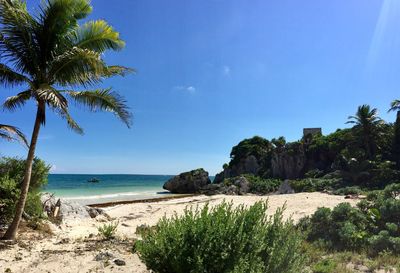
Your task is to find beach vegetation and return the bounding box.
[136,201,305,273]
[0,0,132,240]
[98,221,119,240]
[222,175,281,194]
[0,157,50,226]
[245,175,281,194]
[298,184,400,256]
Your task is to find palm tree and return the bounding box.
[0,0,133,240]
[346,105,384,159]
[0,123,27,146]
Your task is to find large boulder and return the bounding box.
[232,176,250,195]
[163,168,211,193]
[277,180,295,194]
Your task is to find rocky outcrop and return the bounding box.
[200,176,250,195]
[277,180,294,194]
[271,146,306,179]
[41,193,106,222]
[163,168,211,193]
[214,155,261,183]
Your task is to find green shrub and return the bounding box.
[98,221,119,240]
[245,175,281,194]
[0,176,19,224]
[300,184,400,255]
[289,178,340,193]
[222,175,281,194]
[333,186,362,196]
[136,201,305,273]
[369,230,400,255]
[312,258,337,273]
[0,157,50,225]
[305,169,324,178]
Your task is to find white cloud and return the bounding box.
[222,65,231,76]
[174,85,196,94]
[186,86,196,93]
[50,164,57,172]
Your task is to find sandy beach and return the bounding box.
[0,192,358,273]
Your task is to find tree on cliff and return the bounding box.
[389,100,400,167]
[0,0,133,240]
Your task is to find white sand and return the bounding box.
[0,193,358,273]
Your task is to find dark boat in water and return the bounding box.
[87,177,100,183]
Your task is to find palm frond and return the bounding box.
[3,90,31,111]
[36,87,68,112]
[389,100,400,112]
[0,123,28,147]
[0,0,39,76]
[104,65,135,77]
[49,48,133,86]
[52,107,84,135]
[69,20,125,52]
[68,89,132,127]
[49,47,105,86]
[0,63,30,87]
[35,0,92,66]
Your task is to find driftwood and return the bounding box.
[42,193,55,210]
[53,199,61,218]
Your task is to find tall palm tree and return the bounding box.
[346,104,384,159]
[0,123,27,146]
[0,0,133,240]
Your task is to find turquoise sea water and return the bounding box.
[43,174,175,205]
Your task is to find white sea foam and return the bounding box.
[62,191,163,201]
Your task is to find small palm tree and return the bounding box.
[0,123,27,146]
[346,105,384,159]
[0,0,133,240]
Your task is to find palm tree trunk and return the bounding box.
[2,104,43,240]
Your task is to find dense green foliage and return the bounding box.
[0,157,50,225]
[289,178,340,193]
[298,184,400,255]
[223,175,282,194]
[230,136,272,166]
[136,202,305,273]
[245,175,281,194]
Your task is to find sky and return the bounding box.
[1,0,400,175]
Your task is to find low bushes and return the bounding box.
[299,183,400,255]
[222,174,281,194]
[289,178,340,193]
[245,175,281,194]
[0,157,50,225]
[136,201,305,273]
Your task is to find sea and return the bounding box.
[43,174,176,205]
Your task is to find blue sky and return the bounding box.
[1,0,400,175]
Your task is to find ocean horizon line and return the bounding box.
[49,173,176,176]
